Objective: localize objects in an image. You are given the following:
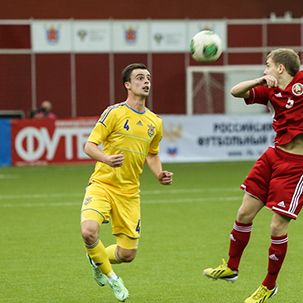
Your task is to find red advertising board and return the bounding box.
[11,118,98,165]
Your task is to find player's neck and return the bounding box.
[278,74,293,90]
[125,97,146,112]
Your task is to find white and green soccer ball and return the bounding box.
[190,30,223,62]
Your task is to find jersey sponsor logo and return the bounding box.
[292,83,303,96]
[277,201,285,208]
[274,92,282,97]
[147,124,155,137]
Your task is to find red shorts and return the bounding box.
[241,146,303,219]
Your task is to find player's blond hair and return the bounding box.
[267,48,300,76]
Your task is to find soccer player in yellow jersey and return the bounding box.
[80,63,173,302]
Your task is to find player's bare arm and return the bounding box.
[84,141,124,167]
[146,153,173,185]
[230,75,278,98]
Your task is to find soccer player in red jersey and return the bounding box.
[203,48,303,303]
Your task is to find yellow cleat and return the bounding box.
[244,285,278,303]
[203,259,238,282]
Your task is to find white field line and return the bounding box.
[0,187,239,201]
[0,174,18,179]
[0,188,242,208]
[0,196,241,208]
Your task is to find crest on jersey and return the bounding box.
[292,83,303,96]
[147,124,155,137]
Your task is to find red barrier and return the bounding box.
[11,117,98,166]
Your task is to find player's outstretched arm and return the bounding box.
[230,75,277,98]
[84,141,124,167]
[146,153,173,185]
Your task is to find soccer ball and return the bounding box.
[190,30,223,62]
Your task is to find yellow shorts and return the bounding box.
[81,182,141,240]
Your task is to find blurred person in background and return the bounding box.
[30,100,56,119]
[203,48,303,303]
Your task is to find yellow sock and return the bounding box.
[105,244,121,264]
[86,240,112,275]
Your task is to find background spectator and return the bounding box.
[30,100,56,119]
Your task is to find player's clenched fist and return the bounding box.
[158,171,173,185]
[104,153,124,167]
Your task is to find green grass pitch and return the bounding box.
[0,162,302,302]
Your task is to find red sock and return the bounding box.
[227,221,252,271]
[262,235,288,290]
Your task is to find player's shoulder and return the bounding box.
[285,71,303,96]
[294,70,303,82]
[145,107,162,119]
[99,102,127,123]
[145,108,162,124]
[104,102,127,113]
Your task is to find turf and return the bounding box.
[0,162,302,302]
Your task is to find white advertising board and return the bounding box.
[112,20,149,53]
[160,115,275,162]
[31,20,72,53]
[31,19,227,53]
[72,21,111,53]
[151,21,187,52]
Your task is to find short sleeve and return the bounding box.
[148,118,163,155]
[244,86,269,105]
[87,106,117,145]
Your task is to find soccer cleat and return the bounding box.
[244,285,278,303]
[203,259,238,282]
[86,254,108,287]
[109,277,129,302]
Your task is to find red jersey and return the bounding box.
[245,71,303,145]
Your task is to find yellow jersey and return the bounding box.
[87,102,163,194]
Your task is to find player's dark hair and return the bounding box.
[122,63,148,84]
[267,48,301,76]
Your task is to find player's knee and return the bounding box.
[236,207,254,224]
[270,213,290,236]
[81,224,98,245]
[270,221,283,236]
[237,193,262,223]
[117,249,136,263]
[270,220,288,236]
